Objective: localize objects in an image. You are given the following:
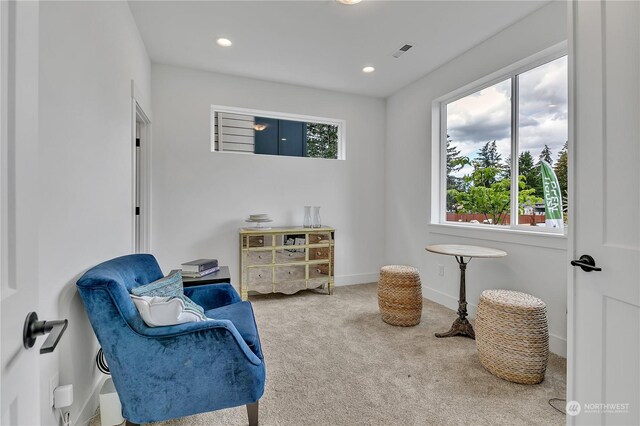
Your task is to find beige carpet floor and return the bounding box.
[92,283,566,426]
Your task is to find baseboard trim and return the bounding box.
[75,376,106,426]
[423,285,567,357]
[423,285,476,314]
[548,333,567,358]
[335,273,379,286]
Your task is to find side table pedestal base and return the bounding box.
[435,317,475,339]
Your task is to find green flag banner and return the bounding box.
[540,160,564,228]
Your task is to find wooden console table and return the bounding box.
[239,226,335,300]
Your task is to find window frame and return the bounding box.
[210,104,346,160]
[432,43,568,236]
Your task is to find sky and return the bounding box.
[447,56,568,178]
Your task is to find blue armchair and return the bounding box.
[76,254,265,425]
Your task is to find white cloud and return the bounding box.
[447,56,567,167]
[447,79,511,146]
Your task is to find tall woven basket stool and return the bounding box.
[475,289,549,384]
[377,265,422,326]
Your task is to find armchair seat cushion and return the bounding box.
[206,301,262,358]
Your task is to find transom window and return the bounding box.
[439,54,568,233]
[211,106,345,160]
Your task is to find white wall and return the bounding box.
[38,1,150,424]
[384,1,568,355]
[150,64,386,286]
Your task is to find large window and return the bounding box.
[211,106,345,160]
[442,54,568,232]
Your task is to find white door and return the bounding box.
[0,1,42,425]
[570,1,640,425]
[134,119,141,253]
[132,99,150,254]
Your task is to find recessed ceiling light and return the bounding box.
[337,0,362,4]
[216,38,232,47]
[362,66,375,73]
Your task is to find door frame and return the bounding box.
[131,81,151,253]
[0,0,10,296]
[566,0,576,417]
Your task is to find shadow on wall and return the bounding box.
[190,218,243,256]
[179,219,245,279]
[57,275,101,422]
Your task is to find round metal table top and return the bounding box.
[425,244,507,258]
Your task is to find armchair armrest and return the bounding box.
[137,317,262,365]
[183,283,241,310]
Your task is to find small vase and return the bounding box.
[303,206,312,228]
[312,206,321,228]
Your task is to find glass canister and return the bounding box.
[303,206,312,228]
[312,206,321,228]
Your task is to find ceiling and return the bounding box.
[128,1,550,98]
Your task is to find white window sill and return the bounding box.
[428,223,568,250]
[210,150,345,161]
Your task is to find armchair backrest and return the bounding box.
[76,253,163,339]
[78,253,163,292]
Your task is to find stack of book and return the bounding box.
[181,259,219,278]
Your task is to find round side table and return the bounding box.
[425,244,507,339]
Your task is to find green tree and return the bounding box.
[476,140,502,169]
[471,141,504,187]
[501,155,511,180]
[446,137,466,179]
[538,144,553,166]
[448,171,541,225]
[518,150,539,192]
[554,141,568,199]
[306,123,338,159]
[448,140,542,225]
[446,138,469,211]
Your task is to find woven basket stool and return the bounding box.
[476,289,549,384]
[377,265,422,326]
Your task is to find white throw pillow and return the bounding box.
[131,295,207,327]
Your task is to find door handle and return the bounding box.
[570,254,602,272]
[23,312,68,354]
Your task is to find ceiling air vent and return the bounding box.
[392,43,413,59]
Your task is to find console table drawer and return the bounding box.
[248,236,270,247]
[309,245,330,261]
[248,267,272,284]
[309,232,332,244]
[275,265,305,282]
[247,252,272,265]
[276,250,306,263]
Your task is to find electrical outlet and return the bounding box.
[49,373,59,408]
[438,265,445,277]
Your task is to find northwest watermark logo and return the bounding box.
[565,401,631,416]
[583,403,630,414]
[566,401,581,416]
